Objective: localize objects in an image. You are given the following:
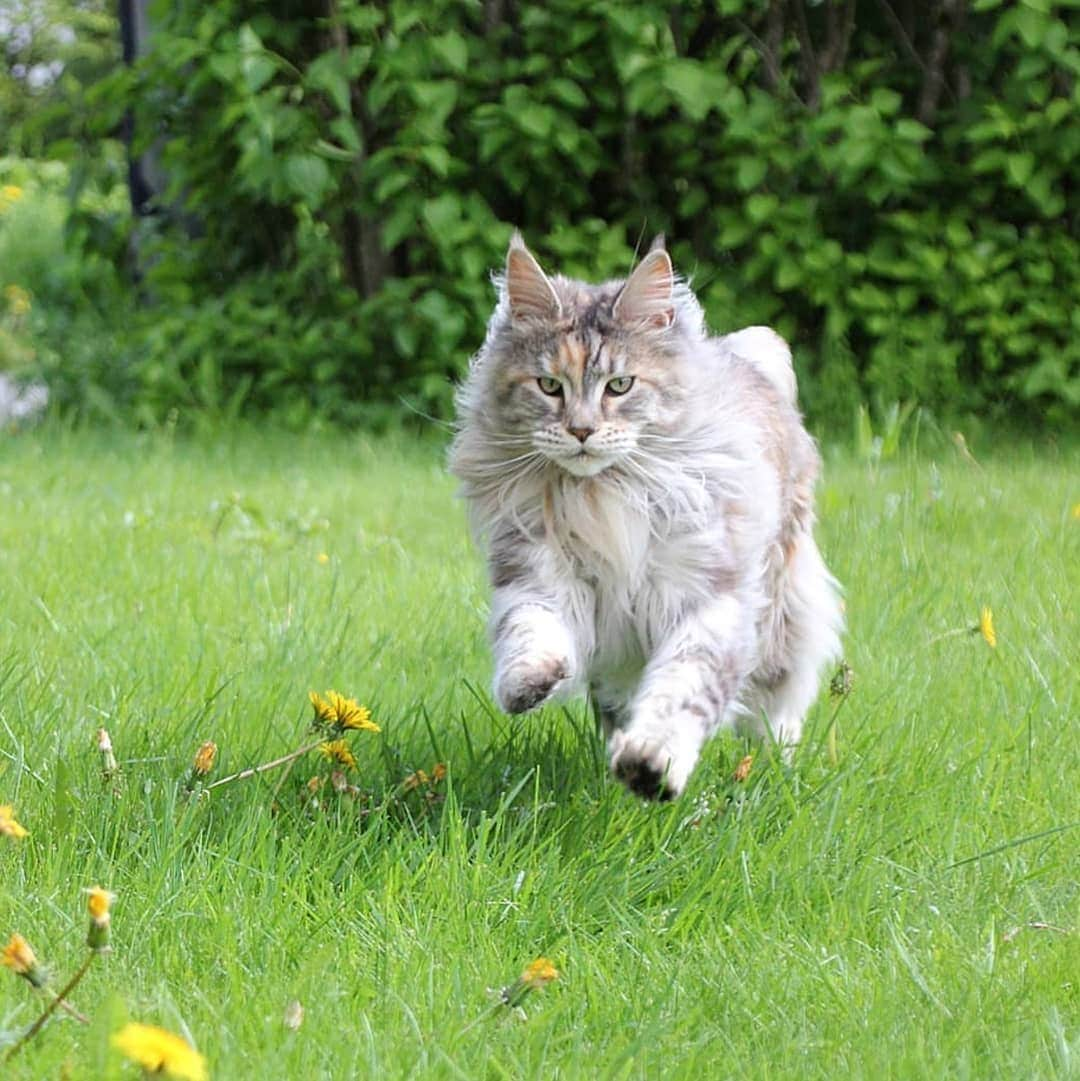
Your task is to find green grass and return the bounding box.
[1,426,1077,1080]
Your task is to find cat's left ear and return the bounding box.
[614,245,675,329]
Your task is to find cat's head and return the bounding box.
[477,234,705,478]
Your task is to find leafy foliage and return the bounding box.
[26,1,1080,425]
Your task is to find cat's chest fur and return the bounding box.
[543,474,749,675]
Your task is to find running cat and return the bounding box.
[449,234,842,799]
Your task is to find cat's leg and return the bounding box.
[748,534,843,751]
[609,594,755,800]
[491,585,580,714]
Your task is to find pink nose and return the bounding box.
[568,427,593,444]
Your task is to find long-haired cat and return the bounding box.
[449,234,842,799]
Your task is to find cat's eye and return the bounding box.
[605,375,635,396]
[537,376,563,396]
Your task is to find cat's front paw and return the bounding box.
[608,727,696,801]
[494,655,570,714]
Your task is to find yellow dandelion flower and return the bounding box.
[979,606,997,649]
[85,886,114,925]
[309,690,379,732]
[0,804,29,840]
[85,885,115,951]
[111,1023,207,1081]
[521,957,559,989]
[4,284,31,316]
[192,740,218,776]
[309,690,333,723]
[1,933,44,986]
[0,185,23,213]
[1071,502,1080,521]
[319,739,357,770]
[316,552,330,565]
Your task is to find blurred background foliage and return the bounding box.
[1,0,1078,432]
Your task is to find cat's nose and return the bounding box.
[568,427,594,444]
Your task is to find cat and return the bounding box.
[449,233,843,799]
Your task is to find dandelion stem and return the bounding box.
[204,740,325,792]
[5,952,95,1061]
[826,695,848,767]
[53,997,90,1024]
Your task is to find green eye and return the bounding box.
[606,375,635,396]
[537,376,563,396]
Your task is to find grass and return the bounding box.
[0,425,1077,1079]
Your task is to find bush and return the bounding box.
[40,1,1080,428]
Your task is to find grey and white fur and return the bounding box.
[449,234,843,799]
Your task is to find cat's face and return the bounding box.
[510,324,666,477]
[487,237,687,478]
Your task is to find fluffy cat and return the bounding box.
[449,234,842,799]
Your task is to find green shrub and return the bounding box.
[38,1,1080,428]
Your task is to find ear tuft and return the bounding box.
[505,235,562,323]
[614,249,675,329]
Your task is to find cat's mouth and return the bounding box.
[555,449,615,477]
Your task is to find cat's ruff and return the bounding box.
[450,234,843,799]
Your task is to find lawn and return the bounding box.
[1,425,1077,1079]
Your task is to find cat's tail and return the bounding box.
[720,326,798,405]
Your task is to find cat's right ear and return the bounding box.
[505,233,562,323]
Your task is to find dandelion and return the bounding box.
[402,769,429,792]
[829,660,854,699]
[112,1023,207,1081]
[85,886,115,951]
[0,184,23,214]
[1,933,45,988]
[319,739,357,770]
[4,284,31,316]
[1071,502,1080,521]
[96,727,119,781]
[979,606,997,649]
[498,956,560,1012]
[520,958,558,989]
[732,755,753,783]
[192,741,218,776]
[0,803,29,840]
[316,552,330,565]
[309,690,379,733]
